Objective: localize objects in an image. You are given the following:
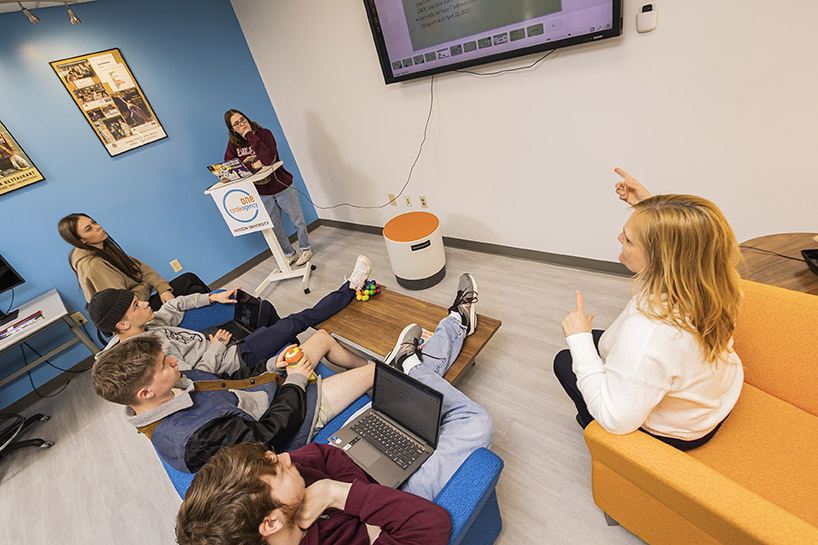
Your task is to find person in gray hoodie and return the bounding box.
[87,255,373,376]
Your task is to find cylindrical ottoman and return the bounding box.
[383,211,446,290]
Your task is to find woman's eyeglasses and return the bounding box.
[231,116,247,128]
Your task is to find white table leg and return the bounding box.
[253,228,315,297]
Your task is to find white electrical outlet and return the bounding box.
[70,311,88,326]
[419,195,428,208]
[388,193,397,206]
[405,195,412,207]
[170,259,183,273]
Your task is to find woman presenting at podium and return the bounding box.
[58,213,210,311]
[224,108,312,266]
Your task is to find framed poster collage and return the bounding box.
[50,48,167,157]
[0,121,44,196]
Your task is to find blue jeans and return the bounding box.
[400,316,495,500]
[260,185,310,257]
[238,282,354,366]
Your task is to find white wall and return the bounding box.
[232,0,817,263]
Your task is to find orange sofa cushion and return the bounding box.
[688,384,818,527]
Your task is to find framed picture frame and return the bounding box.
[50,48,167,157]
[0,120,45,196]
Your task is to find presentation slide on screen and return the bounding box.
[405,0,562,50]
[375,0,614,77]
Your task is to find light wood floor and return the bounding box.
[0,225,644,545]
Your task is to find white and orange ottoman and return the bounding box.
[382,211,446,290]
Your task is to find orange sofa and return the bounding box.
[583,279,818,545]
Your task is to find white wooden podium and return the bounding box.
[205,164,314,296]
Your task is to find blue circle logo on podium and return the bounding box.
[222,189,259,223]
[206,179,271,237]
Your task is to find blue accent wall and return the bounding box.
[0,0,316,408]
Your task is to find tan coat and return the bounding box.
[69,247,171,302]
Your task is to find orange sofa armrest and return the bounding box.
[584,422,818,545]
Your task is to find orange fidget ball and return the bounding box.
[284,346,302,365]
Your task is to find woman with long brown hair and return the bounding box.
[224,109,312,266]
[58,213,209,310]
[553,169,744,450]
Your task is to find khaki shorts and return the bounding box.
[313,390,336,432]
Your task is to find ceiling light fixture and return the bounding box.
[17,2,39,24]
[65,2,80,24]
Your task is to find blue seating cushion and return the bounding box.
[178,299,234,332]
[435,448,503,544]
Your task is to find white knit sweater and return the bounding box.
[566,296,744,440]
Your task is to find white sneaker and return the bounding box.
[286,253,299,265]
[347,255,372,290]
[295,249,313,266]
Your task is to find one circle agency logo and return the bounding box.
[223,189,259,223]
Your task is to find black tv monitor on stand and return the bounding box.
[0,255,25,327]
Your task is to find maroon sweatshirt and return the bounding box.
[292,443,451,545]
[224,127,293,195]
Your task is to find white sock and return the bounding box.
[449,310,463,324]
[401,353,421,373]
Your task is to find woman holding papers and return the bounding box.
[58,213,209,310]
[224,108,312,267]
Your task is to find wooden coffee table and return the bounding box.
[739,233,818,295]
[316,288,501,384]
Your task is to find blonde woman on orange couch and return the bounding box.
[553,168,744,450]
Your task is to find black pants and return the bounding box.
[552,329,725,451]
[148,272,210,311]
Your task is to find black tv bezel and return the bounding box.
[364,0,624,84]
[0,254,24,327]
[0,254,25,295]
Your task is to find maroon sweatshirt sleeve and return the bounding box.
[224,141,237,161]
[242,129,278,165]
[344,480,451,545]
[314,443,379,484]
[293,444,450,545]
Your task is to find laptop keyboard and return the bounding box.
[351,413,425,469]
[219,322,249,341]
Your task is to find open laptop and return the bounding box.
[206,158,253,183]
[328,361,444,488]
[199,289,262,346]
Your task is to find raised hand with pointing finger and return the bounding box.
[614,167,651,205]
[561,290,595,337]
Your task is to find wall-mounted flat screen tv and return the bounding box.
[0,254,24,326]
[364,0,623,84]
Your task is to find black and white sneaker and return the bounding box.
[449,273,478,335]
[383,324,422,372]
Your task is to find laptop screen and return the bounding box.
[372,362,443,447]
[234,290,262,329]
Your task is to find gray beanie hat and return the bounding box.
[87,288,134,335]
